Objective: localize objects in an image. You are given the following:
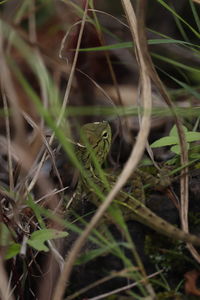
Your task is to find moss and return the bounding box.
[189,212,200,227]
[157,291,182,300]
[144,234,193,273]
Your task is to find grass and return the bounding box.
[0,0,200,299]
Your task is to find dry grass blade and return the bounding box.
[0,22,26,146]
[53,0,152,299]
[86,270,163,300]
[88,9,129,29]
[0,257,15,300]
[66,266,138,300]
[21,111,64,196]
[58,2,90,128]
[2,93,14,190]
[89,7,123,107]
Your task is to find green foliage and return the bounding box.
[0,222,13,246]
[151,125,200,155]
[1,223,68,258]
[144,235,195,274]
[25,198,68,252]
[27,228,68,252]
[157,0,200,39]
[0,0,9,4]
[156,291,182,300]
[0,223,20,259]
[189,212,200,227]
[78,39,196,52]
[1,0,200,298]
[75,241,130,265]
[5,243,21,260]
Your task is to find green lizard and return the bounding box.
[68,121,200,246]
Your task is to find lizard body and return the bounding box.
[69,121,200,247]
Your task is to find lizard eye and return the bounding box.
[102,130,108,139]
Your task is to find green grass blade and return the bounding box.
[157,0,200,39]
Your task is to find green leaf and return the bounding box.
[169,125,188,137]
[151,136,178,148]
[77,39,198,52]
[108,204,127,230]
[152,53,200,74]
[157,0,200,39]
[0,0,9,4]
[0,223,12,246]
[151,124,200,152]
[185,131,200,142]
[170,143,189,155]
[166,157,178,165]
[27,229,68,252]
[76,246,111,264]
[76,242,129,265]
[190,153,200,159]
[5,243,21,260]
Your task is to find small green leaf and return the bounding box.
[170,143,189,154]
[166,157,178,165]
[170,144,180,154]
[0,223,12,246]
[27,229,68,252]
[185,131,200,142]
[151,124,200,152]
[169,125,188,136]
[190,153,200,159]
[76,247,111,264]
[76,242,130,264]
[151,136,178,148]
[5,243,21,260]
[108,204,127,230]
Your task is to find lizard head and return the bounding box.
[79,121,112,167]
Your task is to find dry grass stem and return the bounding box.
[0,22,26,146]
[76,68,119,111]
[66,266,138,300]
[2,93,14,190]
[58,1,89,128]
[22,111,64,195]
[87,270,163,300]
[0,257,15,300]
[90,8,123,107]
[88,9,129,29]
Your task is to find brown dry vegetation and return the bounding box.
[0,1,200,299]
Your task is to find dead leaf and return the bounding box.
[184,270,200,295]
